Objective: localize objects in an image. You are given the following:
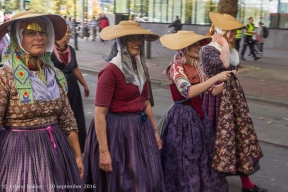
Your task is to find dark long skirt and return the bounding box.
[65,72,86,152]
[160,104,228,192]
[83,112,165,192]
[0,123,83,191]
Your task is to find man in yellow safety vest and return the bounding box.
[240,17,261,61]
[235,29,242,52]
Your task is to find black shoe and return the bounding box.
[242,185,268,192]
[241,56,246,61]
[254,56,261,61]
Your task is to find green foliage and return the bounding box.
[185,0,193,24]
[4,0,81,18]
[204,0,218,23]
[28,0,48,13]
[4,0,20,13]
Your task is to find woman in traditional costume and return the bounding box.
[0,11,84,191]
[83,21,165,192]
[51,24,89,152]
[201,12,267,192]
[160,30,234,192]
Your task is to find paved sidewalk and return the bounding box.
[71,37,288,106]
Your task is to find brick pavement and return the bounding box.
[71,37,288,106]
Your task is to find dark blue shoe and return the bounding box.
[242,185,268,192]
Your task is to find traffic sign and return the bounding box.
[60,5,67,15]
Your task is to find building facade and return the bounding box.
[100,0,288,29]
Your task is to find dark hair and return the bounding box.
[248,17,253,20]
[259,21,263,25]
[176,15,179,19]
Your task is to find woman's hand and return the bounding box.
[75,155,84,179]
[231,70,238,76]
[99,151,113,172]
[213,32,228,47]
[216,71,232,82]
[154,130,162,150]
[83,85,90,97]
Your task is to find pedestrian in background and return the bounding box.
[258,21,265,56]
[235,28,242,52]
[83,22,90,40]
[201,12,267,192]
[89,16,97,41]
[160,30,233,192]
[240,17,261,61]
[98,13,109,43]
[166,15,182,33]
[51,24,90,153]
[83,21,165,192]
[0,11,83,190]
[0,34,9,63]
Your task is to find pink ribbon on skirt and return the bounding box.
[11,126,57,149]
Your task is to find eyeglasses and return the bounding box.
[23,30,48,37]
[126,35,144,42]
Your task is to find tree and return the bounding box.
[218,0,238,17]
[205,0,218,23]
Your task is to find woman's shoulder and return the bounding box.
[0,65,13,76]
[98,63,122,78]
[0,65,13,85]
[202,45,219,53]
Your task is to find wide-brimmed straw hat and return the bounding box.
[100,21,159,41]
[0,11,66,40]
[209,12,245,30]
[160,31,212,50]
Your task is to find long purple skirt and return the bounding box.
[83,112,165,192]
[160,104,228,192]
[201,84,221,130]
[0,123,83,192]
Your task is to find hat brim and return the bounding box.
[100,21,159,41]
[160,31,212,50]
[0,13,66,41]
[209,12,245,30]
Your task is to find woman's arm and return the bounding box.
[213,32,230,68]
[73,67,90,97]
[95,106,113,172]
[57,89,83,178]
[187,72,230,98]
[145,100,162,150]
[170,63,232,98]
[67,132,84,178]
[211,83,224,96]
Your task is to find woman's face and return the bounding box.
[187,42,201,58]
[126,35,143,57]
[59,25,72,45]
[228,30,237,43]
[21,27,48,56]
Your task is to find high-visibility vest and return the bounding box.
[245,23,254,36]
[235,29,242,39]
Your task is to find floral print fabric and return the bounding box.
[169,61,214,98]
[212,75,263,175]
[0,66,77,136]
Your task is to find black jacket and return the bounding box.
[168,19,182,32]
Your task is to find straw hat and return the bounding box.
[209,12,245,30]
[0,11,67,40]
[100,21,159,41]
[160,31,212,50]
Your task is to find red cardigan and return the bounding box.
[95,63,150,113]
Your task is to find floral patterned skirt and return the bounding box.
[212,76,263,175]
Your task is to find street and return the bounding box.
[80,71,288,192]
